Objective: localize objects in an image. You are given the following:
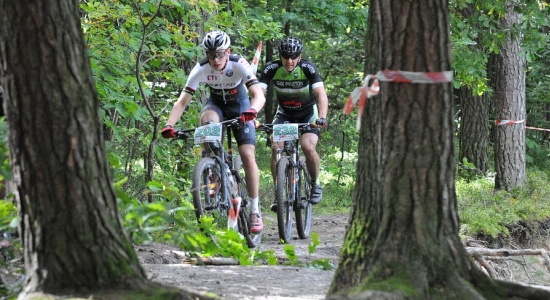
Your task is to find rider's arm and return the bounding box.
[314,86,328,119]
[248,83,266,112]
[165,90,193,127]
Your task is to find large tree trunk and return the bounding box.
[328,1,550,299]
[0,0,146,294]
[493,0,526,191]
[0,1,212,299]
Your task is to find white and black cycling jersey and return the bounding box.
[183,54,259,105]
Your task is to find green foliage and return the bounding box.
[115,177,198,245]
[0,118,17,235]
[306,233,334,270]
[456,157,486,182]
[0,118,11,184]
[116,175,280,265]
[282,244,300,265]
[525,137,550,170]
[457,170,550,238]
[0,200,17,234]
[308,232,320,254]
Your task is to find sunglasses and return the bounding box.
[281,53,300,60]
[206,51,227,59]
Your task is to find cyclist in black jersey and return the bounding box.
[258,37,328,211]
[161,31,266,234]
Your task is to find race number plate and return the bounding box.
[272,123,299,142]
[194,123,223,144]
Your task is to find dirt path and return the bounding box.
[137,212,350,300]
[137,211,550,300]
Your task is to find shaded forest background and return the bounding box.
[0,0,550,298]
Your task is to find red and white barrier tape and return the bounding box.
[495,119,525,126]
[250,42,262,75]
[344,70,453,129]
[526,126,550,132]
[495,120,550,132]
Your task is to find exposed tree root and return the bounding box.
[467,247,550,280]
[489,279,550,299]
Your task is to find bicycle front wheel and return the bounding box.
[295,156,312,239]
[275,157,294,244]
[191,157,227,228]
[233,155,261,248]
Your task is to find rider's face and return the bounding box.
[207,49,230,70]
[280,54,301,72]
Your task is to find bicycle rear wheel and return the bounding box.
[275,157,294,244]
[233,155,261,248]
[191,157,227,228]
[295,156,312,239]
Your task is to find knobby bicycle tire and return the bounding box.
[191,157,228,229]
[233,155,262,248]
[295,156,312,239]
[275,157,294,244]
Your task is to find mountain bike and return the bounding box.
[174,117,261,248]
[256,122,313,244]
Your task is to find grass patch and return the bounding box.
[457,169,550,238]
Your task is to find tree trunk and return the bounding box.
[0,0,146,294]
[493,0,526,191]
[0,1,213,299]
[328,1,550,299]
[457,3,489,175]
[459,86,489,175]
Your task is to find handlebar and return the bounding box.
[173,117,243,140]
[255,122,314,135]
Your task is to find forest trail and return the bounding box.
[137,212,349,299]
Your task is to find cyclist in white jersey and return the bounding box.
[161,31,266,233]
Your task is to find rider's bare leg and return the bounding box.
[300,133,320,181]
[239,144,260,211]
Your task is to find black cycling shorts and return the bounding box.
[201,101,256,146]
[272,104,320,136]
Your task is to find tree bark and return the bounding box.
[0,2,215,299]
[0,0,147,294]
[328,1,550,299]
[459,86,489,175]
[493,0,526,191]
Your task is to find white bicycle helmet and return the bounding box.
[202,31,231,51]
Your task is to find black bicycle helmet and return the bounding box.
[202,31,231,51]
[278,36,303,57]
